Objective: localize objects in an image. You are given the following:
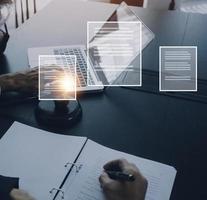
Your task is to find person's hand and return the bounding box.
[10,189,35,200]
[11,68,38,94]
[99,159,148,200]
[0,68,38,94]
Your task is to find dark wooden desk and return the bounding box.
[0,0,207,199]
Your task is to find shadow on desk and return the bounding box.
[0,91,105,133]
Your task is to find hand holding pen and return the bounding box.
[99,159,148,200]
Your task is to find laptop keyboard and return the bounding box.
[54,47,94,87]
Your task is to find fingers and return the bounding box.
[10,189,35,200]
[100,160,148,200]
[103,159,146,181]
[99,171,111,188]
[99,172,120,192]
[103,159,129,171]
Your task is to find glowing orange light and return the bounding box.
[59,75,76,92]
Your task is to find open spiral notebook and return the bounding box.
[0,122,176,200]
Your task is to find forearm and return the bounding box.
[0,68,38,94]
[0,73,17,93]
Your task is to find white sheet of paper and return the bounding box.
[0,122,87,200]
[59,140,176,200]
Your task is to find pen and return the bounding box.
[105,170,135,182]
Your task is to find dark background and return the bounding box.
[0,1,207,199]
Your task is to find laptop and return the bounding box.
[28,2,154,93]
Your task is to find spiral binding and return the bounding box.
[49,162,83,199]
[49,188,64,199]
[64,162,83,173]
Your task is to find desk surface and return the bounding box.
[1,0,207,199]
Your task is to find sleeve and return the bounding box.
[0,175,19,200]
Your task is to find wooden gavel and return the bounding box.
[169,0,176,10]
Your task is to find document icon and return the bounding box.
[159,46,197,92]
[87,21,142,86]
[39,55,77,100]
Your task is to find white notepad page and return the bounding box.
[0,122,87,200]
[59,140,176,200]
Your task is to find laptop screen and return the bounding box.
[88,2,155,86]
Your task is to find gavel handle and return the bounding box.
[169,0,176,10]
[54,101,70,112]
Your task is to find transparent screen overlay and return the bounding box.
[87,21,142,86]
[159,46,197,92]
[39,55,77,100]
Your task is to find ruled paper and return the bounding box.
[58,140,176,200]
